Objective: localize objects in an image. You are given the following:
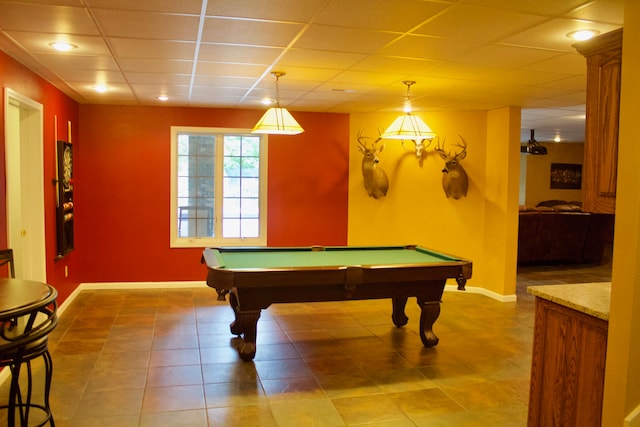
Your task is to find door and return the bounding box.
[4,88,46,281]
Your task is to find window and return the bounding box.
[170,126,267,247]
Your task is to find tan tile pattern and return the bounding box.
[0,263,611,426]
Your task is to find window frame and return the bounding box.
[170,126,268,248]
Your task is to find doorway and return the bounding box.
[4,88,46,281]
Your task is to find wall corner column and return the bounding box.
[482,107,521,296]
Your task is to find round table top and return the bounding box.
[0,278,58,320]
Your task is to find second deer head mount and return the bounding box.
[435,135,469,199]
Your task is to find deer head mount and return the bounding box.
[435,136,469,199]
[357,128,389,199]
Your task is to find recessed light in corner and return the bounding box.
[158,95,169,102]
[567,30,600,41]
[93,84,108,93]
[49,41,77,52]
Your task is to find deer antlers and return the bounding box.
[435,135,467,160]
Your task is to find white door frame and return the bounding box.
[4,87,46,281]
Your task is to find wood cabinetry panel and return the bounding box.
[575,29,622,214]
[528,297,608,426]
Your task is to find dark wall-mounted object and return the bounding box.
[55,140,74,258]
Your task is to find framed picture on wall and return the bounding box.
[550,163,582,189]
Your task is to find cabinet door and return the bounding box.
[528,298,608,426]
[576,29,622,214]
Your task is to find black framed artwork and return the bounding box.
[550,163,582,190]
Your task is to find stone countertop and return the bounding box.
[527,282,611,321]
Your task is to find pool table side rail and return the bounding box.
[202,246,472,290]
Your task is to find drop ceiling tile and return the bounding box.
[278,49,367,71]
[379,34,484,62]
[118,58,193,74]
[413,3,548,42]
[459,44,566,69]
[499,18,621,51]
[56,69,126,84]
[92,9,201,40]
[201,18,304,47]
[254,66,343,85]
[539,75,586,91]
[34,53,119,72]
[197,44,283,64]
[292,24,400,54]
[67,81,133,97]
[188,75,257,88]
[420,61,503,80]
[131,84,190,96]
[481,69,574,86]
[522,52,586,75]
[0,3,98,34]
[350,55,434,75]
[125,72,192,85]
[205,0,327,22]
[313,0,452,32]
[108,39,196,60]
[313,82,382,96]
[196,61,267,78]
[3,31,110,56]
[328,70,409,87]
[564,0,624,25]
[86,0,203,14]
[12,0,83,5]
[459,0,589,16]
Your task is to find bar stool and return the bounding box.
[0,279,58,426]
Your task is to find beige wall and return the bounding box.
[520,142,584,207]
[603,1,640,424]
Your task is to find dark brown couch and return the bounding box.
[518,201,614,265]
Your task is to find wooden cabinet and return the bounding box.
[574,29,623,214]
[528,297,608,426]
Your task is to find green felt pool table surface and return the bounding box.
[205,245,463,270]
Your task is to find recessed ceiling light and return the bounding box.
[158,95,169,101]
[261,99,273,106]
[567,30,600,41]
[49,41,77,52]
[93,84,108,93]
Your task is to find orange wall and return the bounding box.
[0,50,80,302]
[76,105,349,283]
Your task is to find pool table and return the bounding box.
[202,245,472,361]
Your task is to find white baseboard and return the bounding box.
[445,284,517,302]
[78,281,208,290]
[626,404,640,427]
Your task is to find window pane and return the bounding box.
[241,198,259,218]
[222,218,240,237]
[241,138,260,156]
[241,178,260,198]
[223,198,240,217]
[241,219,260,237]
[241,157,259,177]
[224,156,241,177]
[223,177,240,197]
[224,136,241,156]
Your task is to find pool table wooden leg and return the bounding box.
[417,298,441,347]
[228,292,261,361]
[391,297,409,327]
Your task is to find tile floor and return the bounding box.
[1,263,611,426]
